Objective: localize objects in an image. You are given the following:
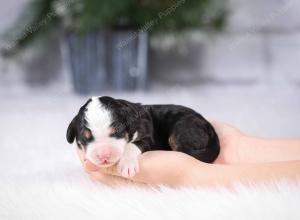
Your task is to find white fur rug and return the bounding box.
[1,86,300,219]
[1,173,300,219]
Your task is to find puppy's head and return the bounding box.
[66,96,140,167]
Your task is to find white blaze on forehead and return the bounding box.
[85,97,112,138]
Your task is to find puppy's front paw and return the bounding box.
[117,158,139,178]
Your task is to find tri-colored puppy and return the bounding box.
[67,96,220,177]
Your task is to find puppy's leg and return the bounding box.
[117,143,141,178]
[169,117,220,163]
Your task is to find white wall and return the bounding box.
[152,0,300,86]
[206,0,300,85]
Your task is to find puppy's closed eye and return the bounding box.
[83,129,92,139]
[110,127,117,135]
[112,131,126,139]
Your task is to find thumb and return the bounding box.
[84,160,99,172]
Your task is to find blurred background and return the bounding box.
[0,0,300,157]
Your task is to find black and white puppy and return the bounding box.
[67,96,220,177]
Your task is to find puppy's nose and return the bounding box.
[96,150,112,164]
[97,155,109,163]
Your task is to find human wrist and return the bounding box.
[215,131,247,164]
[234,133,252,164]
[176,159,222,187]
[236,134,270,164]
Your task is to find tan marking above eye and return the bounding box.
[110,127,117,135]
[83,129,92,139]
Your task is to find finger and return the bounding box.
[84,160,99,172]
[208,119,220,125]
[89,175,98,182]
[129,151,197,185]
[87,171,114,185]
[77,149,86,164]
[88,171,134,187]
[98,165,119,176]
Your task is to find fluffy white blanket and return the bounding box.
[1,88,300,220]
[1,170,300,219]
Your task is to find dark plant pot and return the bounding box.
[63,30,148,94]
[64,31,108,94]
[110,31,148,91]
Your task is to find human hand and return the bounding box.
[77,120,246,187]
[77,121,300,187]
[77,148,206,187]
[210,120,245,164]
[77,149,141,187]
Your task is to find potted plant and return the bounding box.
[1,0,227,94]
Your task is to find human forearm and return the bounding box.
[132,152,300,188]
[210,121,300,164]
[239,136,300,164]
[186,160,300,188]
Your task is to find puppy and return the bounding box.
[67,96,220,177]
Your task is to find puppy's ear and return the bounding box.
[66,116,77,143]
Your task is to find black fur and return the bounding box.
[67,96,220,163]
[66,98,93,149]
